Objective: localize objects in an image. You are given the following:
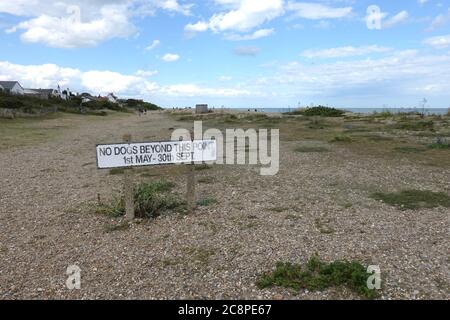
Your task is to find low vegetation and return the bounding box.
[0,92,160,118]
[124,99,160,110]
[394,146,425,153]
[393,120,434,131]
[371,190,450,210]
[96,180,184,219]
[428,137,450,150]
[295,146,329,153]
[109,168,125,175]
[197,197,217,207]
[286,106,345,117]
[257,256,377,299]
[330,135,352,143]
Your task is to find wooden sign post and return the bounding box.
[122,134,135,221]
[186,132,196,214]
[96,136,217,220]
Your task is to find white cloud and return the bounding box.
[6,5,135,49]
[0,61,81,89]
[151,0,193,16]
[219,75,233,81]
[81,70,146,94]
[145,40,161,51]
[225,28,274,40]
[427,9,450,31]
[286,1,352,20]
[383,10,409,28]
[268,50,450,98]
[160,84,252,97]
[0,60,255,99]
[2,1,194,48]
[301,45,391,59]
[162,53,180,62]
[233,46,260,56]
[185,0,284,36]
[424,34,450,49]
[135,70,158,77]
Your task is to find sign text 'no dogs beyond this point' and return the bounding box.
[96,140,217,169]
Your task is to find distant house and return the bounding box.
[0,84,4,92]
[0,81,24,95]
[36,89,58,99]
[23,88,40,97]
[79,92,97,104]
[106,93,118,104]
[195,104,209,114]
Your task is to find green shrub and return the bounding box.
[257,256,377,299]
[288,106,345,117]
[197,197,217,206]
[134,181,181,218]
[394,120,434,131]
[126,99,161,110]
[97,180,183,219]
[371,190,450,210]
[428,137,450,150]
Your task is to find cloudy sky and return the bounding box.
[1,0,450,108]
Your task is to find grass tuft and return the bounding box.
[197,197,217,207]
[109,168,125,175]
[330,135,352,143]
[96,180,183,219]
[371,189,450,210]
[257,256,377,299]
[295,146,329,153]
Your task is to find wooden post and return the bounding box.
[186,131,196,214]
[123,134,135,221]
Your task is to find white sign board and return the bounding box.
[96,140,217,169]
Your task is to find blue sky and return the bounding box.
[1,0,450,108]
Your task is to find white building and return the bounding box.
[106,93,118,104]
[0,81,25,95]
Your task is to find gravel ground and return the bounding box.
[0,111,449,300]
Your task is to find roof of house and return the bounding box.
[33,89,55,94]
[24,89,39,94]
[0,81,23,90]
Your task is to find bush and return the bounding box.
[126,99,161,110]
[97,180,183,219]
[287,106,345,117]
[257,256,377,299]
[134,181,182,218]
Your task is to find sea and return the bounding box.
[233,107,449,115]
